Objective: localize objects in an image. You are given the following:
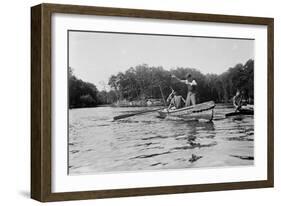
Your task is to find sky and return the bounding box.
[69,31,254,91]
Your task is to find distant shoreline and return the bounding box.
[69,104,112,110]
[69,101,235,110]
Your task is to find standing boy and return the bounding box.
[172,74,197,106]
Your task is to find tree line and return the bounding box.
[69,67,119,108]
[107,59,254,103]
[69,59,254,108]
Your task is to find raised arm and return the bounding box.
[171,75,186,84]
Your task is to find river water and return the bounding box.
[68,104,254,175]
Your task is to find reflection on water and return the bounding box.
[68,104,254,175]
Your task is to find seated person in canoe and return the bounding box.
[172,73,197,106]
[166,90,186,110]
[233,89,253,111]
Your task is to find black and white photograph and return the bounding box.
[68,30,254,175]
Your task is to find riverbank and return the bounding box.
[69,104,113,109]
[112,99,164,107]
[69,100,235,110]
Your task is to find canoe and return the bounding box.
[225,105,254,117]
[225,109,254,117]
[158,101,215,121]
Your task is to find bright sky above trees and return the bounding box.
[69,31,254,91]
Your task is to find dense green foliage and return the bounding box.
[97,90,118,105]
[69,68,100,108]
[108,59,254,103]
[69,59,254,108]
[69,68,118,108]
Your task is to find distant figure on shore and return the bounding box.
[172,73,197,106]
[166,90,186,110]
[233,89,252,111]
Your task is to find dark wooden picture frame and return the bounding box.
[31,3,274,202]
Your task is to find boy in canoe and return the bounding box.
[233,89,253,111]
[172,73,197,106]
[166,91,186,110]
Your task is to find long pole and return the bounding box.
[159,84,167,107]
[113,108,163,120]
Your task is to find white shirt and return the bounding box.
[185,80,197,86]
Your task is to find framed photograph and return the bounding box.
[31,3,274,202]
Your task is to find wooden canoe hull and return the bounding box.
[225,105,254,117]
[225,109,254,117]
[158,101,215,121]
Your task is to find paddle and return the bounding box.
[235,104,241,113]
[113,108,164,121]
